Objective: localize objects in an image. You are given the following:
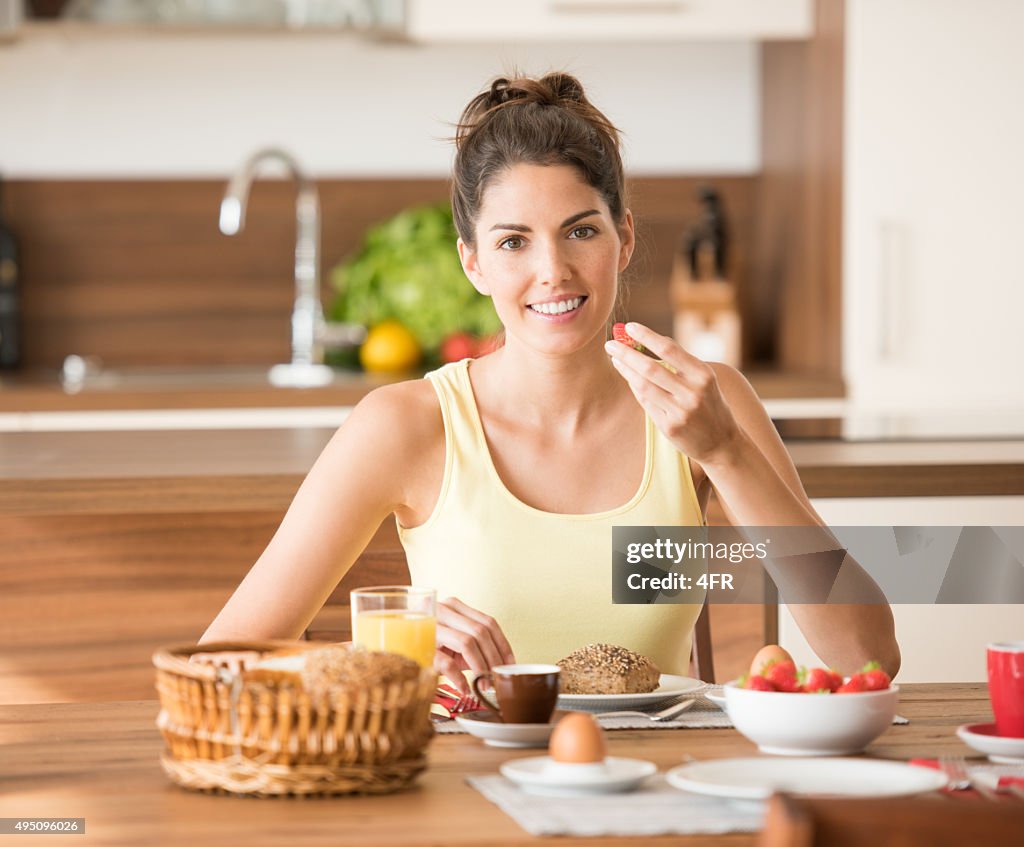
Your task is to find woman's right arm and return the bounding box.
[199,384,421,644]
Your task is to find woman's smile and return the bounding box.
[526,294,588,321]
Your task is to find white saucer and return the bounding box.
[500,756,657,796]
[956,723,1024,763]
[703,688,727,709]
[557,674,705,712]
[455,710,564,748]
[666,757,948,800]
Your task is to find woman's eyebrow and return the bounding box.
[489,209,600,232]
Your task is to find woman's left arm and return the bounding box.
[606,322,901,678]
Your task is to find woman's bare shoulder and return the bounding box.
[346,378,443,458]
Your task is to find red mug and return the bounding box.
[987,642,1024,738]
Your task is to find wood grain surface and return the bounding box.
[3,429,1021,704]
[0,685,1007,847]
[3,175,758,370]
[757,0,845,379]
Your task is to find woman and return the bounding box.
[201,73,900,688]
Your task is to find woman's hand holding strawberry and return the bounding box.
[605,321,744,468]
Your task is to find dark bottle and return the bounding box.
[686,186,729,281]
[0,175,20,369]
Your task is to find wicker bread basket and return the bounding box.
[154,640,437,797]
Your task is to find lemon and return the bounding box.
[359,320,422,373]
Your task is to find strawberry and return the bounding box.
[612,322,645,352]
[439,332,478,364]
[801,667,842,694]
[741,674,777,692]
[857,661,891,691]
[762,659,800,693]
[836,675,869,693]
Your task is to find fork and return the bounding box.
[435,686,482,715]
[939,755,999,800]
[595,698,697,722]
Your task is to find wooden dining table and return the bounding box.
[0,683,1010,847]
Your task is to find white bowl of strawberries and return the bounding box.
[723,646,898,756]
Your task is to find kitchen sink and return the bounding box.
[59,359,367,392]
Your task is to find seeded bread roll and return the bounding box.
[557,643,661,694]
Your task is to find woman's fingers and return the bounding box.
[435,647,471,694]
[437,620,489,675]
[433,597,516,696]
[440,596,516,665]
[622,321,709,383]
[608,351,678,419]
[435,597,514,697]
[606,339,681,398]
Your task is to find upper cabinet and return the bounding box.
[400,0,813,42]
[842,0,1024,409]
[24,0,812,40]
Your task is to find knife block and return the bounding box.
[669,252,741,367]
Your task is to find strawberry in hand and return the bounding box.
[611,322,677,372]
[612,322,645,352]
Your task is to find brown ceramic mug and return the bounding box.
[471,664,561,724]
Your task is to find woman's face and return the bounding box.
[458,163,634,357]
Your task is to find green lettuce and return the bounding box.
[328,203,502,356]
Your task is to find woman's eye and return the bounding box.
[499,236,524,250]
[570,225,596,239]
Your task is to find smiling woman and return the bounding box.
[200,72,900,689]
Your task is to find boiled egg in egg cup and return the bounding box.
[500,712,658,795]
[544,712,609,778]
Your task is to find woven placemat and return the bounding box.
[435,688,908,733]
[467,773,765,837]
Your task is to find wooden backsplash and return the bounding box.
[4,177,763,370]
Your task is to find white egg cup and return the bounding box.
[543,760,610,779]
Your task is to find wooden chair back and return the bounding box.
[760,792,1024,847]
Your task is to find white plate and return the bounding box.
[454,710,563,748]
[500,756,657,796]
[666,757,948,800]
[557,674,705,712]
[956,723,1024,763]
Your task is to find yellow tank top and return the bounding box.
[397,358,705,675]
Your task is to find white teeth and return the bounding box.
[529,296,583,315]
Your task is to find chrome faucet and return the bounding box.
[219,148,334,387]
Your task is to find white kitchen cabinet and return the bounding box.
[778,495,1024,683]
[401,0,812,42]
[842,0,1024,409]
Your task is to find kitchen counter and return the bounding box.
[0,367,845,414]
[0,368,395,412]
[4,429,1024,517]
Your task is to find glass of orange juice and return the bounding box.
[350,586,437,669]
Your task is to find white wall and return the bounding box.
[0,25,760,177]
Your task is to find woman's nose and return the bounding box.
[534,241,572,285]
